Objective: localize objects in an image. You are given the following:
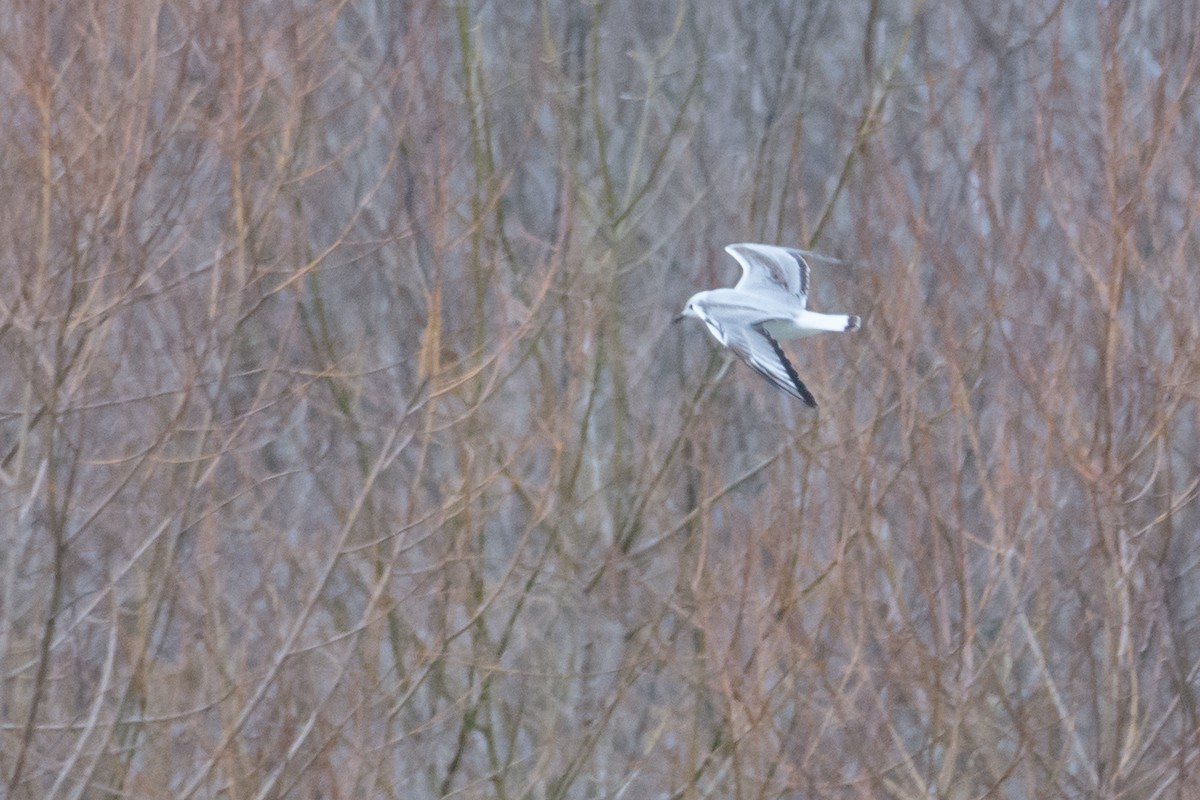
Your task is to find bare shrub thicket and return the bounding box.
[2,0,1199,797]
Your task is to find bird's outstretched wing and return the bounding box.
[725,243,810,308]
[724,322,817,407]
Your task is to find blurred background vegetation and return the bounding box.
[2,0,1199,797]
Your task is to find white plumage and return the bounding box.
[675,243,860,408]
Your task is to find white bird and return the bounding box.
[675,243,860,408]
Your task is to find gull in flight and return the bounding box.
[675,243,860,408]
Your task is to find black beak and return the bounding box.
[672,314,684,324]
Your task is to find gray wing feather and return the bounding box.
[723,322,817,407]
[725,243,810,308]
[783,248,811,299]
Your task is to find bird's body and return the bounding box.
[676,243,860,408]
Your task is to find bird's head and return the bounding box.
[673,294,704,324]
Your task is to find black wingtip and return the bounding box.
[760,328,817,408]
[784,248,811,298]
[796,382,817,408]
[846,315,861,332]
